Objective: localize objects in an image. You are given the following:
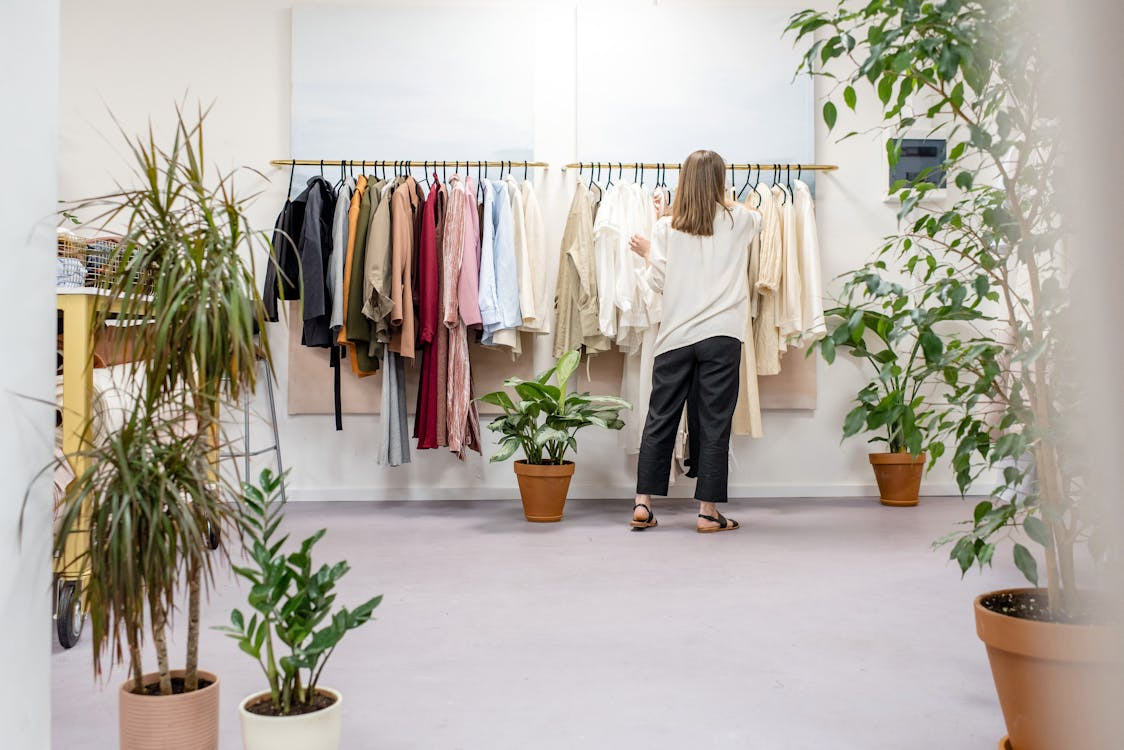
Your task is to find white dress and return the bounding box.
[592,185,623,341]
[774,184,802,350]
[792,179,826,345]
[752,184,782,375]
[519,180,550,334]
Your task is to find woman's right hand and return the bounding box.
[629,234,650,261]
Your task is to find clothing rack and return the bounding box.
[270,159,550,169]
[563,162,837,171]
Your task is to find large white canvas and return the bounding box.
[576,2,814,165]
[291,4,534,166]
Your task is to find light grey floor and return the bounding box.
[51,497,1022,749]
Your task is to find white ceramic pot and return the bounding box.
[238,688,342,750]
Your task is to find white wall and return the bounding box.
[59,0,977,501]
[1,1,58,746]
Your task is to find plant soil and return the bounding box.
[245,691,336,717]
[140,677,214,696]
[980,590,1109,625]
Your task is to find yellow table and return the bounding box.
[54,288,147,647]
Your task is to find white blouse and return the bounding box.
[640,203,761,358]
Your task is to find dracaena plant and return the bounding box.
[479,349,632,465]
[789,0,1101,618]
[54,404,233,696]
[218,469,382,715]
[54,104,272,694]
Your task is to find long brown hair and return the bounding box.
[671,149,730,236]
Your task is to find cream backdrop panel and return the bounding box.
[286,3,537,415]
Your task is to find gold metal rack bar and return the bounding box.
[270,159,550,168]
[563,162,837,171]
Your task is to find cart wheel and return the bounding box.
[206,520,220,551]
[57,581,85,649]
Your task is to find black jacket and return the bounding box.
[262,177,337,347]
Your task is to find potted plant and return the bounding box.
[54,407,231,750]
[54,106,271,749]
[479,349,631,522]
[790,2,1119,748]
[817,275,990,506]
[218,469,382,750]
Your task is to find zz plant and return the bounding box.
[219,469,382,715]
[789,0,1093,617]
[480,349,631,465]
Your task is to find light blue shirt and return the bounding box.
[477,179,499,338]
[480,180,522,345]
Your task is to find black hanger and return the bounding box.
[523,161,528,181]
[606,162,614,188]
[286,160,296,199]
[638,163,644,186]
[319,160,324,179]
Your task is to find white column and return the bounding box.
[0,1,59,747]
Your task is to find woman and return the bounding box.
[628,149,760,533]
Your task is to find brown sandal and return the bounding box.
[697,512,739,533]
[630,504,658,530]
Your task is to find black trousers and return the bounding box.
[636,335,741,502]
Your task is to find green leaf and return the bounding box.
[973,275,989,299]
[886,137,902,169]
[555,349,581,392]
[973,501,992,524]
[1023,517,1053,549]
[919,330,943,363]
[823,100,838,130]
[478,390,515,412]
[820,336,836,364]
[951,537,975,574]
[1013,544,1039,585]
[843,85,857,111]
[843,406,867,438]
[584,395,633,410]
[490,438,521,463]
[877,74,894,105]
[955,171,973,191]
[949,81,964,109]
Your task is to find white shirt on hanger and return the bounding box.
[792,178,826,345]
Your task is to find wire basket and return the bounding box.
[57,232,155,294]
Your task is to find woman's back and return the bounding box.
[643,203,760,357]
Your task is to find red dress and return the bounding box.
[413,175,441,449]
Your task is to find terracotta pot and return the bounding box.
[975,588,1123,750]
[239,688,342,750]
[513,460,574,522]
[119,670,219,750]
[868,452,925,507]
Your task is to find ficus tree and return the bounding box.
[788,0,1100,617]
